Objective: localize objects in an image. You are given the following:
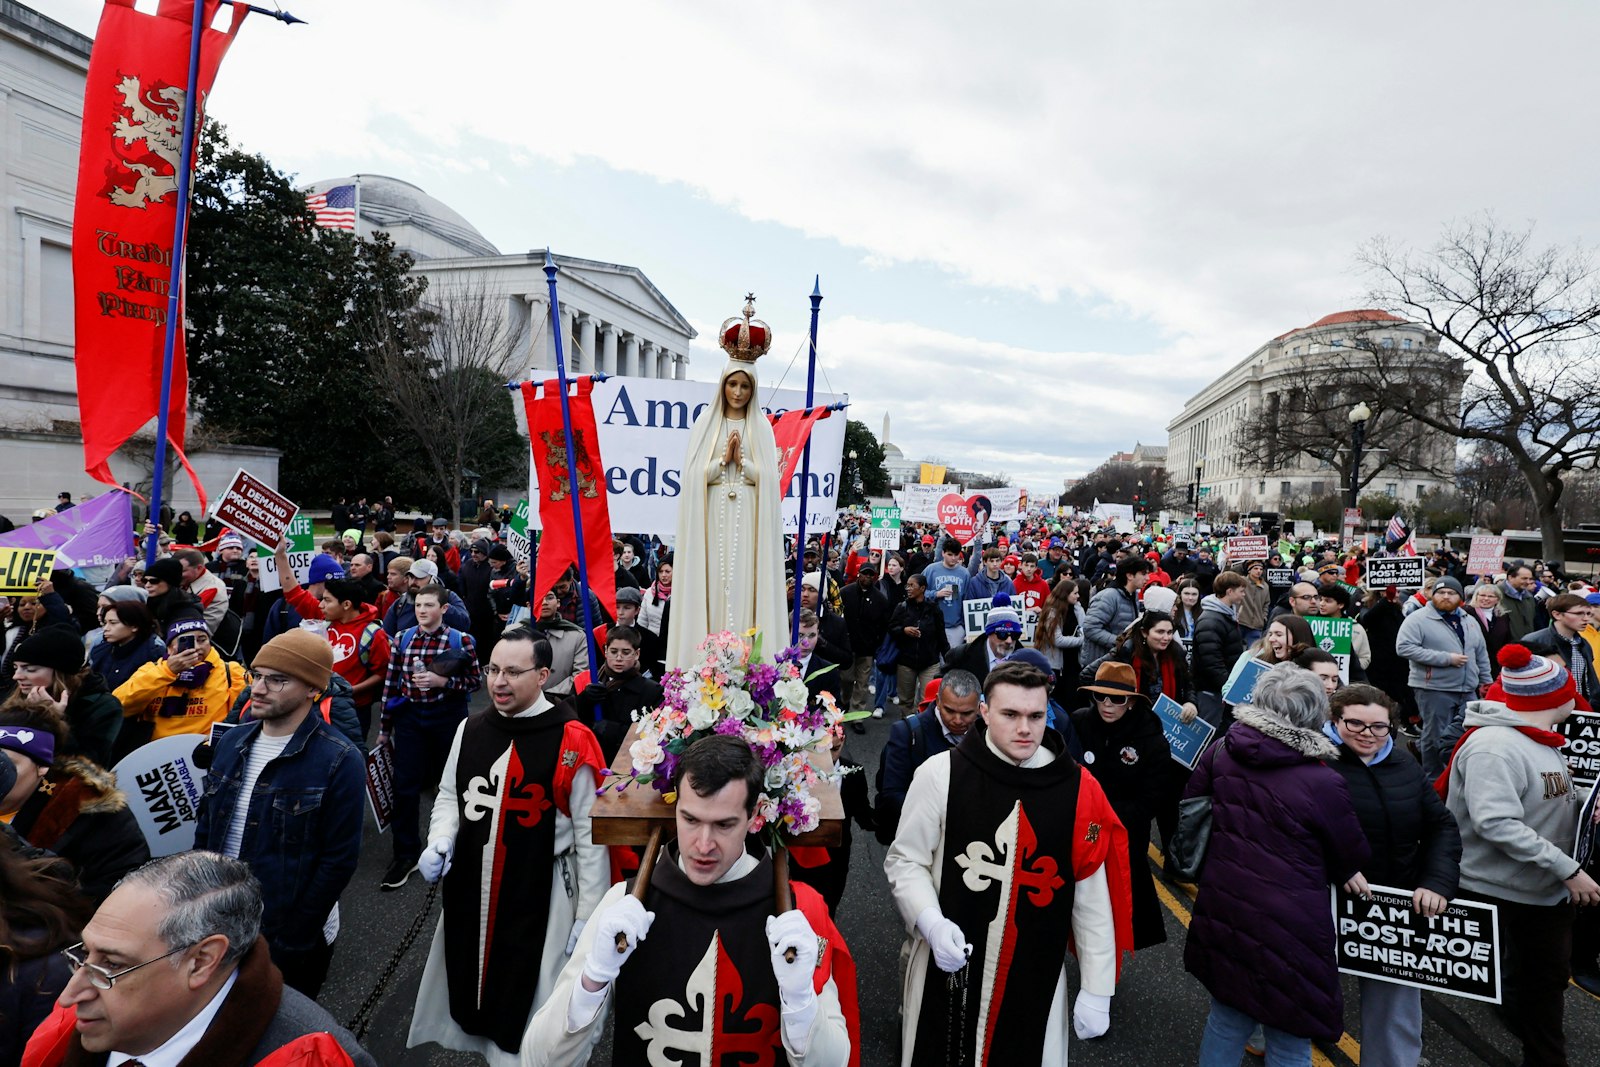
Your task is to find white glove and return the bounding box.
[565,919,586,956]
[417,838,453,883]
[582,896,654,988]
[1073,990,1111,1039]
[766,911,819,1003]
[915,906,971,974]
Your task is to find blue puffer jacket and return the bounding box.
[1183,707,1370,1041]
[194,710,366,953]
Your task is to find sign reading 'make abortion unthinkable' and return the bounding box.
[1334,884,1500,1003]
[113,735,210,858]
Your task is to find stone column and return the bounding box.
[622,335,641,378]
[560,306,577,371]
[657,347,671,378]
[674,352,687,380]
[599,323,619,376]
[524,294,548,373]
[577,314,597,377]
[640,340,658,380]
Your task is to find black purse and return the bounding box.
[1168,794,1213,881]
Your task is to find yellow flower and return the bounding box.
[663,790,678,804]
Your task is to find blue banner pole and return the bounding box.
[143,0,206,566]
[542,252,601,674]
[790,276,822,644]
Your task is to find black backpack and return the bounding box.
[874,712,925,846]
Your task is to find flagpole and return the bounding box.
[790,276,822,644]
[143,0,206,566]
[543,252,600,672]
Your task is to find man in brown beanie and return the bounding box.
[194,630,367,997]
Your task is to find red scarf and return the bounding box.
[1433,724,1567,800]
[1134,652,1179,702]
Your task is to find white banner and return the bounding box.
[526,376,846,536]
[896,483,963,522]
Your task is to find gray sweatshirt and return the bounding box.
[1445,700,1582,906]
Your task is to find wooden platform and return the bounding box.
[591,724,845,846]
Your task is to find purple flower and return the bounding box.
[756,742,784,768]
[714,717,746,737]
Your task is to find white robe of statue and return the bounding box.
[665,358,789,670]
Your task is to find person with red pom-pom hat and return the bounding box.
[1439,642,1599,1067]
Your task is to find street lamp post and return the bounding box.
[1347,402,1372,511]
[847,449,860,506]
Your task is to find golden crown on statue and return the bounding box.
[719,294,773,363]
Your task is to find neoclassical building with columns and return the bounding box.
[304,175,696,385]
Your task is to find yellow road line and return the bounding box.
[1145,841,1358,1066]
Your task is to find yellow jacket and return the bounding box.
[114,650,249,740]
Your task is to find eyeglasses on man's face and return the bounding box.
[61,941,192,990]
[251,671,295,693]
[484,665,541,681]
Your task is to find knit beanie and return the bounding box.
[103,584,148,604]
[252,630,333,691]
[1486,644,1577,712]
[307,555,345,586]
[984,594,1022,635]
[1141,585,1178,616]
[13,627,85,674]
[0,724,53,766]
[145,556,184,588]
[164,611,208,643]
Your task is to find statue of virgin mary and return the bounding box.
[665,297,790,670]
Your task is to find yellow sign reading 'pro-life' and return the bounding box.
[0,547,57,596]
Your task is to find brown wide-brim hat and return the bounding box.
[1078,660,1148,701]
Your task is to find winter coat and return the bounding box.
[61,673,123,769]
[1321,726,1460,896]
[1182,707,1370,1041]
[889,597,949,672]
[841,581,891,656]
[1496,582,1547,642]
[1359,599,1409,704]
[1082,586,1140,664]
[1236,579,1271,630]
[539,617,591,699]
[0,936,72,1067]
[1395,603,1492,692]
[88,633,167,693]
[1466,608,1513,675]
[8,757,152,902]
[1191,596,1245,693]
[114,649,249,741]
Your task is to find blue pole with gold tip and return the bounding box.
[790,276,822,644]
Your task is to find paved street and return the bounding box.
[318,696,1600,1066]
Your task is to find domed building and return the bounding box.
[306,174,695,382]
[1166,309,1464,517]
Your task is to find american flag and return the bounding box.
[1386,512,1416,555]
[305,184,356,230]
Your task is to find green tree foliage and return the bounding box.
[185,123,432,504]
[839,419,889,506]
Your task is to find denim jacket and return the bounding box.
[195,709,366,952]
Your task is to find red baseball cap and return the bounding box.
[921,534,935,545]
[921,677,942,710]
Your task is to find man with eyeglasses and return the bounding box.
[1268,581,1321,626]
[193,630,364,999]
[24,851,375,1067]
[1521,593,1597,706]
[939,595,1024,682]
[406,626,606,1064]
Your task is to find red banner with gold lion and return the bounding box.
[71,0,248,501]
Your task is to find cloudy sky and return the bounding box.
[45,1,1600,492]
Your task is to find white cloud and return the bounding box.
[47,0,1600,482]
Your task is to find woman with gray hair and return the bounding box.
[1182,663,1371,1067]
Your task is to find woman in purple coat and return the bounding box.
[1184,663,1371,1067]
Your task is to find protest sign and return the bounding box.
[0,492,133,569]
[1226,535,1269,562]
[1152,694,1217,768]
[1306,614,1355,682]
[0,547,57,595]
[1222,656,1271,706]
[1092,501,1135,523]
[256,513,315,593]
[525,375,846,535]
[1366,556,1427,591]
[365,735,397,833]
[1343,507,1362,528]
[1575,782,1598,869]
[1557,709,1600,789]
[210,468,297,550]
[870,506,901,551]
[1266,567,1295,588]
[1334,884,1501,1003]
[504,498,533,563]
[113,735,210,857]
[939,495,980,545]
[1467,534,1507,577]
[962,598,1039,643]
[207,721,238,748]
[895,483,962,522]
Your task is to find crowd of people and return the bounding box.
[2,496,1598,1066]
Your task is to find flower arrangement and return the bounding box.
[601,629,864,846]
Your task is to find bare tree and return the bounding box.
[1231,371,1458,503]
[1358,216,1600,563]
[365,281,528,527]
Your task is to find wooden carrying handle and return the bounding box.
[773,849,797,963]
[616,825,663,953]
